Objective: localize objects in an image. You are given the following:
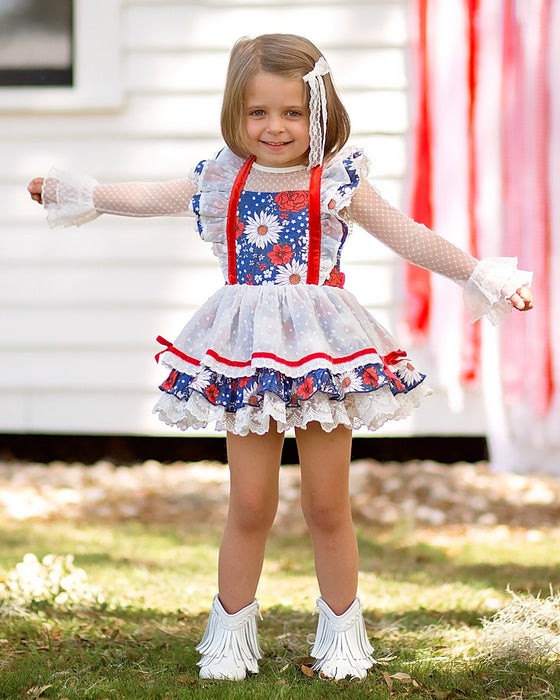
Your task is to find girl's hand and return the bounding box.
[509,284,533,311]
[28,178,44,205]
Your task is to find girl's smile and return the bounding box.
[244,72,310,168]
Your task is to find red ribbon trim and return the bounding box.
[155,335,383,371]
[226,156,255,285]
[306,164,324,284]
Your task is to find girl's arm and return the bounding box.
[346,178,533,322]
[28,168,198,227]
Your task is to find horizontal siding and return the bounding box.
[0,0,487,436]
[122,3,409,51]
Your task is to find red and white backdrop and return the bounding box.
[408,0,559,473]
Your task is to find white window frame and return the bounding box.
[0,0,121,111]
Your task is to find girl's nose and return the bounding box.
[266,115,284,133]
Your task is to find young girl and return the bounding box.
[28,33,533,682]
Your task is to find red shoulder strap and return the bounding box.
[226,156,255,284]
[227,158,323,285]
[306,164,324,284]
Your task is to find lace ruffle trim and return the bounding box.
[464,257,533,325]
[43,167,102,228]
[153,378,432,436]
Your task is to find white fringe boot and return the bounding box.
[196,594,263,680]
[310,597,374,680]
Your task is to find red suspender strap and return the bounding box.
[226,156,255,285]
[306,164,323,284]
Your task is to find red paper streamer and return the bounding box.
[462,0,482,384]
[406,0,433,339]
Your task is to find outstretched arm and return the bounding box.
[28,170,198,227]
[346,178,532,318]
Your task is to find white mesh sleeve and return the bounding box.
[42,167,198,228]
[346,179,532,324]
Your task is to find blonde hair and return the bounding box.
[221,34,351,163]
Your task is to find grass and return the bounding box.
[2,516,560,699]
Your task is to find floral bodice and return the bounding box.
[191,147,363,286]
[235,189,318,286]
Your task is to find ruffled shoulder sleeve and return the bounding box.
[312,147,369,284]
[321,146,370,218]
[191,147,245,242]
[190,148,245,280]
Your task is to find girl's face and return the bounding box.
[244,72,310,168]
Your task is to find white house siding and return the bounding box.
[0,0,485,437]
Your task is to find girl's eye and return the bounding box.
[249,109,265,117]
[287,110,302,118]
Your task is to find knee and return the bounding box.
[301,496,351,535]
[229,493,278,535]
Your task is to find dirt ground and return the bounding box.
[1,458,560,534]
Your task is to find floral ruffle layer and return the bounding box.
[154,358,430,436]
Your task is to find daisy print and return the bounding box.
[275,260,307,285]
[243,385,261,408]
[190,368,214,392]
[396,362,423,388]
[244,211,283,249]
[337,370,363,396]
[297,234,309,262]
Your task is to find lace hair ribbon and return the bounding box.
[303,56,330,169]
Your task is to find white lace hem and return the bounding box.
[152,381,433,436]
[463,257,533,325]
[43,167,101,228]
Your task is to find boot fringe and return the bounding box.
[196,595,262,680]
[310,597,374,680]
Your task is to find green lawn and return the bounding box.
[1,516,560,699]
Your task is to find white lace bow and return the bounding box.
[303,56,330,169]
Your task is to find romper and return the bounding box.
[152,147,432,436]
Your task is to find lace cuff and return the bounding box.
[43,167,101,228]
[463,257,533,325]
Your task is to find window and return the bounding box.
[0,0,73,87]
[0,0,121,110]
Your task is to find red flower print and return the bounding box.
[323,267,345,288]
[267,244,294,266]
[296,377,315,399]
[235,220,245,240]
[161,369,179,391]
[238,376,251,388]
[362,367,379,387]
[274,191,308,212]
[381,350,407,391]
[205,384,219,404]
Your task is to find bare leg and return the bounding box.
[218,426,284,613]
[296,422,358,615]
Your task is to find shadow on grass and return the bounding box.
[2,517,559,600]
[356,534,560,592]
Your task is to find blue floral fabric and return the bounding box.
[160,355,426,412]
